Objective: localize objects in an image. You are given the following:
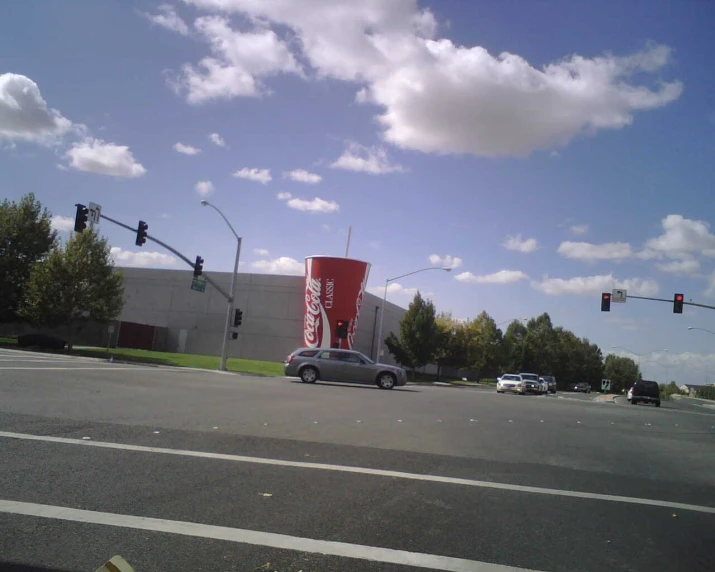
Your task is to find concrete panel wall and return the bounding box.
[115,268,407,364]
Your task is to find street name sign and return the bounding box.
[88,202,102,227]
[191,277,206,293]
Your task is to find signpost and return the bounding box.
[191,277,206,293]
[601,379,611,392]
[611,289,627,303]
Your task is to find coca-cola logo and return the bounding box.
[347,268,369,349]
[304,276,323,347]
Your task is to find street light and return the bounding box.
[688,327,715,336]
[373,266,452,361]
[611,345,668,366]
[496,317,528,327]
[200,200,242,371]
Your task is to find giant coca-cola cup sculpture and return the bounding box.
[304,256,371,350]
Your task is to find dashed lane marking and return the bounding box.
[0,499,541,572]
[1,431,714,515]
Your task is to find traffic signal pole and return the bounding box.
[98,212,232,301]
[623,294,715,312]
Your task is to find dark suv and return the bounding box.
[629,380,661,407]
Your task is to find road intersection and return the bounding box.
[1,348,714,571]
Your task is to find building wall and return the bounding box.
[116,267,406,364]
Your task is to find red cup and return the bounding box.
[304,256,371,350]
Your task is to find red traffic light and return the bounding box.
[675,294,683,301]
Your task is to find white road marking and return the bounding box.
[0,366,155,371]
[2,431,714,515]
[0,500,539,572]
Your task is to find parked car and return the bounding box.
[628,380,661,407]
[540,375,557,394]
[496,373,525,394]
[284,348,407,390]
[572,382,591,393]
[520,372,543,394]
[17,333,67,350]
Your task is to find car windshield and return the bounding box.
[521,374,538,381]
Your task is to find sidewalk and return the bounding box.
[593,393,619,403]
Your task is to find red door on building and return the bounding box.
[117,321,156,351]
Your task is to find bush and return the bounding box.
[17,333,67,350]
[696,386,715,401]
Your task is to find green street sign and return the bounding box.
[191,277,206,293]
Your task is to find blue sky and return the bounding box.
[2,0,715,383]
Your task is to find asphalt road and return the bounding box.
[1,348,714,572]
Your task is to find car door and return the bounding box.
[338,352,366,382]
[317,351,345,381]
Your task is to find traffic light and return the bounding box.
[74,204,88,232]
[193,256,204,277]
[673,293,684,314]
[336,319,349,339]
[135,221,148,246]
[233,309,243,327]
[230,332,238,340]
[600,293,611,312]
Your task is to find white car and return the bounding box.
[519,372,544,394]
[497,374,525,394]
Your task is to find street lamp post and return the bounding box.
[373,266,452,361]
[611,345,668,367]
[201,200,242,371]
[688,327,715,336]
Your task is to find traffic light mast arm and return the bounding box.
[99,213,232,302]
[626,294,715,311]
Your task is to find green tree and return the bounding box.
[385,292,440,376]
[502,320,527,372]
[522,313,558,373]
[465,311,502,379]
[0,193,57,323]
[19,230,124,350]
[604,354,641,394]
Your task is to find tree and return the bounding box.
[385,292,440,376]
[604,354,641,394]
[502,320,527,372]
[19,230,124,350]
[0,193,57,324]
[464,311,502,379]
[522,313,558,374]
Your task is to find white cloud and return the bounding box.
[253,248,270,256]
[171,15,302,104]
[286,196,340,213]
[251,256,304,275]
[50,215,74,233]
[455,270,528,284]
[283,169,322,184]
[195,180,214,196]
[173,142,201,155]
[110,247,178,268]
[503,235,538,253]
[178,2,681,157]
[656,259,701,276]
[369,241,381,249]
[208,132,225,147]
[557,241,633,262]
[330,141,404,174]
[321,224,331,232]
[644,215,715,259]
[233,167,272,184]
[0,73,73,145]
[140,3,189,35]
[570,224,589,236]
[159,213,171,219]
[704,272,715,298]
[65,138,146,177]
[277,191,292,200]
[531,274,659,297]
[428,254,463,269]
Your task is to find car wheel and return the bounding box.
[300,366,318,384]
[655,401,661,407]
[631,399,637,405]
[377,372,396,390]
